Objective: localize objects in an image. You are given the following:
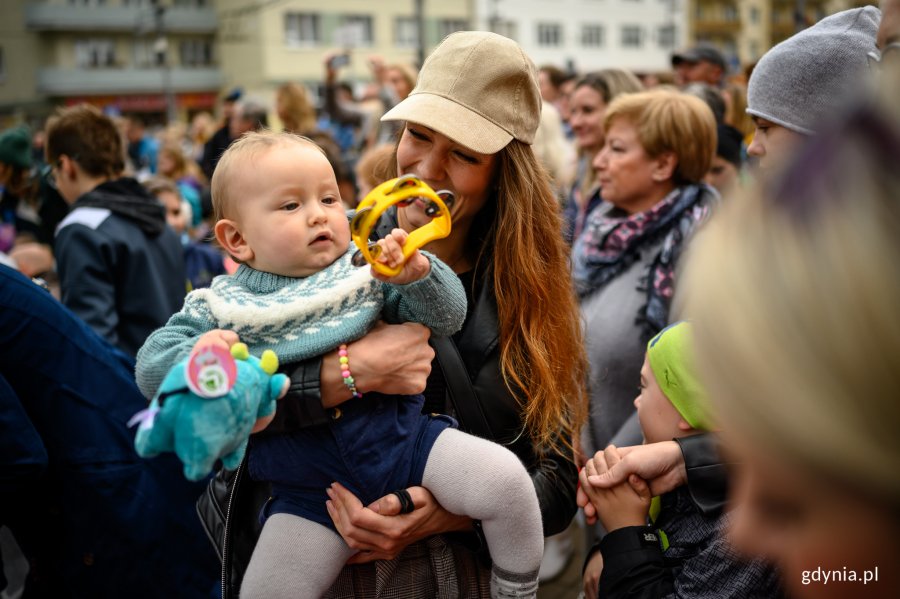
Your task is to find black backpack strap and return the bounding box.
[431,335,493,439]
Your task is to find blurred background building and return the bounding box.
[0,0,878,128]
[689,0,872,72]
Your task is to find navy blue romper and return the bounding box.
[248,391,456,532]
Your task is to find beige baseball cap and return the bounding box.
[381,31,542,155]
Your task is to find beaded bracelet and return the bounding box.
[338,344,362,399]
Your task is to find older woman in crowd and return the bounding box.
[573,89,718,458]
[208,31,587,598]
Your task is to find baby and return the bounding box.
[136,131,544,599]
[577,321,781,598]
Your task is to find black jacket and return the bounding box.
[583,434,766,598]
[595,486,781,599]
[54,178,185,357]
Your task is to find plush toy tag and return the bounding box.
[185,344,237,398]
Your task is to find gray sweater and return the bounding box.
[580,235,666,454]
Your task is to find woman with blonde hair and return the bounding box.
[207,31,587,598]
[563,69,643,243]
[683,107,900,599]
[157,141,206,228]
[574,88,718,466]
[275,82,318,135]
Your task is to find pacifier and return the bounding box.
[350,174,455,277]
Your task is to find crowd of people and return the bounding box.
[1,2,898,597]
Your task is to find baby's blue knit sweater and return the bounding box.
[135,247,466,399]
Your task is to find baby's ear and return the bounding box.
[215,219,252,263]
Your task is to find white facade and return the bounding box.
[474,0,687,74]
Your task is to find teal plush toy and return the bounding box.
[131,342,289,481]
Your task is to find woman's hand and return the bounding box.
[320,321,434,407]
[325,482,471,564]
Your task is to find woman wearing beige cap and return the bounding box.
[207,31,587,597]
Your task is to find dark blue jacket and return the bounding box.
[54,178,185,357]
[0,265,216,598]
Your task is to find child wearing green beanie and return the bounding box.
[637,320,716,444]
[578,321,781,599]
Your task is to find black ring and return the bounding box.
[392,489,415,514]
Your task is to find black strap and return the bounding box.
[431,335,493,439]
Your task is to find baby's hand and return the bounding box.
[194,329,239,352]
[372,228,430,285]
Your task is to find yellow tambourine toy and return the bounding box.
[350,174,455,277]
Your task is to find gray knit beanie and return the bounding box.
[747,6,880,135]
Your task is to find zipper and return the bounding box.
[222,458,244,599]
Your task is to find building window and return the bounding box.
[173,0,210,7]
[285,12,321,47]
[657,24,676,49]
[68,0,107,6]
[133,39,157,68]
[749,6,760,24]
[75,39,116,68]
[438,19,469,41]
[0,47,5,84]
[180,39,214,67]
[581,24,604,47]
[537,22,562,47]
[395,17,419,48]
[749,39,760,60]
[723,4,738,22]
[491,19,518,41]
[336,14,374,46]
[621,25,643,48]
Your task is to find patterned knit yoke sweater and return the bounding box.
[135,247,467,399]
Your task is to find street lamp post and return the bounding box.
[152,0,178,124]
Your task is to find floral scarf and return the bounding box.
[572,183,719,337]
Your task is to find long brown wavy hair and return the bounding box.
[389,135,588,458]
[491,140,588,456]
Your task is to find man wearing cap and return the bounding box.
[0,126,36,252]
[671,43,727,87]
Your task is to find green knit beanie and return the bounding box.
[647,321,715,431]
[0,126,33,170]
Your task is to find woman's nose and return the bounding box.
[593,147,608,170]
[415,150,446,184]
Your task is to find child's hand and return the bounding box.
[194,329,239,352]
[579,446,652,532]
[372,228,430,285]
[577,472,600,526]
